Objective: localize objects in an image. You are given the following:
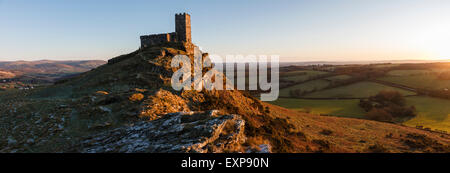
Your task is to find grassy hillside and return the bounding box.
[267,104,450,153]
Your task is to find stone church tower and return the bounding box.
[140,13,194,54]
[175,13,192,43]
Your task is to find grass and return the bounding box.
[279,79,330,97]
[431,68,450,73]
[324,75,351,82]
[379,74,450,90]
[371,64,399,68]
[403,96,450,132]
[269,98,365,118]
[304,81,416,98]
[272,93,450,132]
[280,70,328,83]
[387,70,431,76]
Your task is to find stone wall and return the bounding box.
[140,13,192,49]
[140,32,177,48]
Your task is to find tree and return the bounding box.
[366,108,393,122]
[360,90,416,123]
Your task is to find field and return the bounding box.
[403,96,450,132]
[269,98,365,118]
[323,75,351,82]
[272,63,450,132]
[379,74,450,90]
[386,70,432,76]
[303,81,416,98]
[271,96,450,131]
[371,64,400,68]
[279,79,330,97]
[280,70,328,82]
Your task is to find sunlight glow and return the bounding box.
[418,23,450,60]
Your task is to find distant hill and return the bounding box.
[279,59,450,67]
[0,70,16,79]
[0,60,106,75]
[0,60,106,82]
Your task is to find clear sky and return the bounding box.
[1,0,449,62]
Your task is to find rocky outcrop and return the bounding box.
[79,110,246,153]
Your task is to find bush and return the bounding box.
[366,108,393,122]
[129,93,144,102]
[373,90,405,106]
[438,71,450,80]
[320,129,333,136]
[360,90,416,122]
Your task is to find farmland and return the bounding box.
[379,73,450,90]
[303,81,416,98]
[280,70,328,83]
[404,96,450,132]
[279,79,330,97]
[269,98,365,118]
[271,62,450,132]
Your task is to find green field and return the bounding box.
[274,67,450,132]
[431,68,450,73]
[303,81,416,98]
[379,74,450,90]
[269,98,365,118]
[387,70,432,76]
[271,96,450,132]
[371,64,400,68]
[279,79,330,97]
[280,70,328,83]
[324,75,351,82]
[403,96,450,132]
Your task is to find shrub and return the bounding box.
[438,71,450,80]
[374,90,405,106]
[320,129,333,136]
[359,99,373,112]
[366,108,393,122]
[129,93,144,102]
[360,90,416,122]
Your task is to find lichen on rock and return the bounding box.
[79,110,247,153]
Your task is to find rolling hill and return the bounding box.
[0,60,106,82]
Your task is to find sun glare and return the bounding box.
[419,24,450,60]
[430,43,450,60]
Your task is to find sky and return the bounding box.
[0,0,450,62]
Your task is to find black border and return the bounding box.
[1,153,448,171]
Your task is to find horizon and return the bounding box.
[1,58,450,65]
[1,0,450,62]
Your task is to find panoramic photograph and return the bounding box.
[0,0,449,170]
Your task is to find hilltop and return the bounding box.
[0,45,449,153]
